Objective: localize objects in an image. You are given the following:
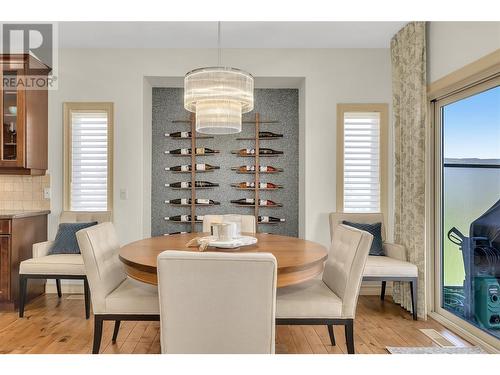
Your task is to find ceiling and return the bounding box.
[58,22,407,49]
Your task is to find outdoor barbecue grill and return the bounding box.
[447,199,500,329]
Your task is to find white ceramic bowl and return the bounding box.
[8,106,17,115]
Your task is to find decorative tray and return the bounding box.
[197,235,257,249]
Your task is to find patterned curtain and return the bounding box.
[391,22,428,319]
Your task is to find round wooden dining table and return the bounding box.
[119,232,328,288]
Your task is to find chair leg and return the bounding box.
[345,320,355,354]
[92,316,104,354]
[410,279,418,321]
[380,281,386,301]
[327,325,336,346]
[18,276,28,318]
[83,277,91,320]
[112,320,121,343]
[56,279,62,298]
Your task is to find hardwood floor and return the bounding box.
[0,293,470,354]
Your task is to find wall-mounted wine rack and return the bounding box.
[164,113,219,232]
[230,113,285,231]
[165,112,286,233]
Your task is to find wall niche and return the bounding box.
[151,88,299,237]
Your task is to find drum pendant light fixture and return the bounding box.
[184,22,254,134]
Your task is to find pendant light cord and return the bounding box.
[217,21,222,66]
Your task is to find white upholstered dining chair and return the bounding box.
[276,224,372,354]
[19,211,111,319]
[76,222,159,354]
[202,214,256,233]
[157,251,277,354]
[329,212,418,320]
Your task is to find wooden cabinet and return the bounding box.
[0,212,48,309]
[0,54,50,175]
[0,235,11,302]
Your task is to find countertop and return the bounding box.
[0,210,51,219]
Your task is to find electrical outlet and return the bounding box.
[43,187,51,199]
[120,188,128,200]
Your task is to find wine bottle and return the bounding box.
[259,148,283,155]
[231,148,255,156]
[164,147,219,155]
[165,164,220,172]
[165,215,205,222]
[165,181,219,188]
[195,147,218,155]
[231,165,283,173]
[258,199,280,206]
[232,165,255,172]
[260,166,283,172]
[260,182,282,189]
[230,198,255,205]
[231,182,252,188]
[258,216,285,223]
[165,198,220,205]
[231,148,283,156]
[230,198,280,206]
[259,131,283,138]
[165,148,190,155]
[163,231,189,236]
[231,182,282,189]
[165,131,191,138]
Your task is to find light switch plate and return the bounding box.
[43,187,51,199]
[120,188,128,200]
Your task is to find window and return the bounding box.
[428,51,500,351]
[433,78,500,342]
[336,104,388,215]
[63,103,113,212]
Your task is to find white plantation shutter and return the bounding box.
[343,112,381,212]
[70,111,109,211]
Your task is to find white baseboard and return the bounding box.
[360,281,391,295]
[45,279,84,294]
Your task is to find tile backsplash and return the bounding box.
[0,174,50,210]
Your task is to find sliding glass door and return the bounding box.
[434,77,500,345]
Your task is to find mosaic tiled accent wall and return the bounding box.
[0,174,50,210]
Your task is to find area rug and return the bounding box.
[386,346,486,354]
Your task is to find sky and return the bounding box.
[444,85,500,160]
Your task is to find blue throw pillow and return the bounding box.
[342,221,384,256]
[48,222,98,255]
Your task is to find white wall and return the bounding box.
[427,22,500,83]
[48,48,392,247]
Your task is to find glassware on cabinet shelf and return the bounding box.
[2,73,18,161]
